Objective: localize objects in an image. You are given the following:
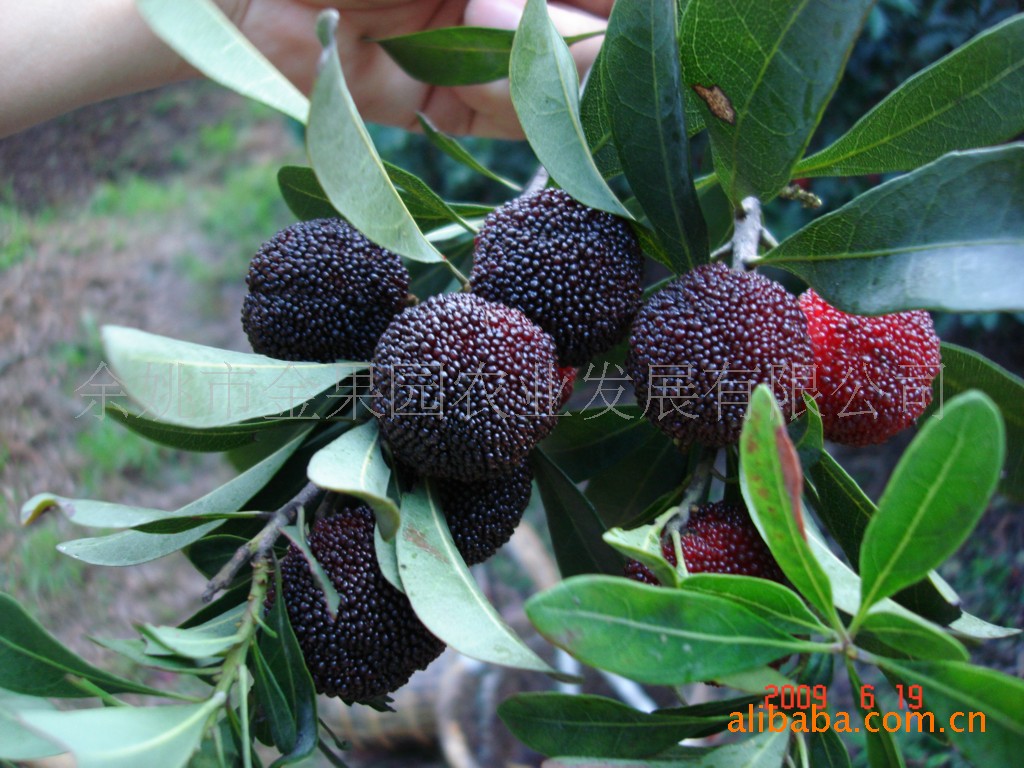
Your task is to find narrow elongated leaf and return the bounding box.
[378,26,516,85]
[102,325,356,428]
[0,698,62,761]
[678,0,874,202]
[90,637,216,675]
[525,575,822,685]
[510,0,631,217]
[137,0,307,123]
[277,165,339,221]
[252,569,317,764]
[498,693,745,759]
[532,449,623,577]
[858,392,1004,615]
[142,604,245,659]
[930,342,1024,500]
[680,574,829,636]
[58,427,310,565]
[0,594,167,698]
[739,386,835,622]
[860,609,968,661]
[417,114,522,191]
[877,659,1024,767]
[808,729,852,768]
[396,485,557,675]
[604,0,707,273]
[579,44,622,180]
[539,405,646,482]
[306,419,400,540]
[105,407,292,452]
[384,162,474,232]
[796,15,1024,177]
[308,12,443,263]
[17,694,224,768]
[22,494,256,529]
[762,145,1024,314]
[807,451,960,627]
[844,659,905,768]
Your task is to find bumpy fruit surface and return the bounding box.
[624,501,785,585]
[274,504,444,703]
[372,293,560,481]
[798,289,941,446]
[470,188,643,367]
[435,463,533,566]
[242,218,409,362]
[626,262,814,448]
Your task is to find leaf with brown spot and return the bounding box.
[740,386,836,624]
[692,84,735,124]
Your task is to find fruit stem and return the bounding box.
[447,260,471,290]
[202,482,326,603]
[730,196,764,270]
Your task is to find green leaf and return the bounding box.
[678,0,874,202]
[795,14,1024,177]
[0,691,61,761]
[603,0,707,273]
[384,162,474,233]
[16,694,225,768]
[579,44,622,180]
[0,593,167,698]
[377,26,601,87]
[859,608,968,662]
[788,394,824,469]
[806,451,960,627]
[857,391,1004,617]
[378,26,515,86]
[510,0,631,218]
[546,726,790,767]
[308,12,443,263]
[930,342,1024,500]
[532,449,624,578]
[739,386,835,623]
[306,419,400,540]
[603,524,681,588]
[497,693,743,759]
[417,114,522,191]
[21,494,256,529]
[762,145,1024,314]
[277,165,339,221]
[807,729,852,768]
[58,427,311,565]
[586,429,688,529]
[90,637,217,675]
[843,658,905,768]
[141,605,245,659]
[877,658,1024,768]
[136,0,307,123]
[105,407,293,452]
[396,484,557,675]
[540,405,646,482]
[525,575,822,685]
[374,524,403,593]
[102,325,356,428]
[680,574,829,636]
[252,568,317,764]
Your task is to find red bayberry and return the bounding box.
[798,289,941,446]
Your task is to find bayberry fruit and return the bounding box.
[470,188,643,366]
[242,218,409,362]
[798,289,941,446]
[626,262,814,448]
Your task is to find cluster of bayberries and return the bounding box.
[241,188,941,703]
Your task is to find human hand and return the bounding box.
[226,0,612,138]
